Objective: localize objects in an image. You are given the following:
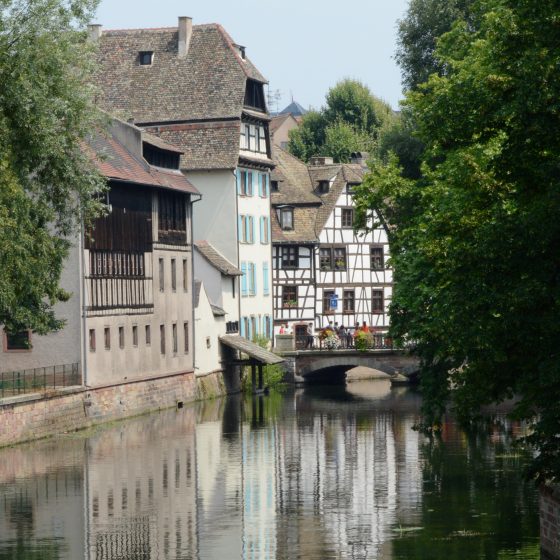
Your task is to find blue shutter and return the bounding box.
[263,262,269,295]
[236,168,241,195]
[251,216,256,245]
[258,173,263,197]
[251,263,257,295]
[265,174,270,198]
[253,172,258,197]
[260,216,265,244]
[241,262,248,296]
[238,215,243,243]
[240,317,246,338]
[267,216,271,243]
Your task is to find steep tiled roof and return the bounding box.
[194,240,242,276]
[96,24,265,123]
[86,120,199,194]
[270,147,365,244]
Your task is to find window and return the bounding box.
[248,129,256,153]
[139,51,154,65]
[370,246,384,270]
[334,247,347,270]
[158,191,186,244]
[244,79,266,110]
[246,216,254,243]
[160,325,166,354]
[104,327,111,350]
[240,170,248,195]
[263,262,270,296]
[282,285,297,308]
[119,327,125,349]
[318,181,329,194]
[281,246,297,268]
[248,262,257,296]
[171,259,177,291]
[342,208,354,228]
[89,329,96,352]
[278,207,293,230]
[343,290,355,313]
[259,126,267,153]
[372,290,384,313]
[271,180,279,192]
[259,174,268,197]
[183,259,189,291]
[159,258,164,291]
[172,323,178,354]
[319,248,332,270]
[184,322,189,353]
[132,325,138,347]
[240,125,248,150]
[323,290,335,313]
[3,330,31,351]
[145,325,151,346]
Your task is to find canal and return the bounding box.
[0,380,539,559]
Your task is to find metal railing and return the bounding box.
[0,363,81,399]
[294,333,394,351]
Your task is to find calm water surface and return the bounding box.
[0,381,539,559]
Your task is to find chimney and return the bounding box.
[309,156,334,166]
[350,152,369,168]
[178,16,192,58]
[87,24,102,42]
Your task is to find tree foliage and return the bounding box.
[0,0,105,335]
[354,0,560,481]
[396,0,474,91]
[288,79,395,163]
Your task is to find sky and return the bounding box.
[94,0,410,112]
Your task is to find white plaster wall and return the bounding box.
[193,250,224,308]
[86,247,194,387]
[0,237,82,373]
[194,282,226,376]
[238,173,273,338]
[188,170,238,266]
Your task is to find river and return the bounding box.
[0,379,539,559]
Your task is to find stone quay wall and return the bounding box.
[0,368,238,448]
[541,484,560,559]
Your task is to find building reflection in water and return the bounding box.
[0,380,538,560]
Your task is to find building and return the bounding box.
[271,147,392,339]
[270,113,300,150]
[0,117,198,389]
[92,17,274,342]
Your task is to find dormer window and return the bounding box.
[139,51,154,65]
[277,207,293,230]
[318,181,329,194]
[244,79,266,111]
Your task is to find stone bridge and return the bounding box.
[278,349,420,384]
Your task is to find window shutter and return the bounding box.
[240,317,246,338]
[259,216,264,243]
[253,172,258,197]
[251,263,257,295]
[236,169,241,195]
[238,215,243,243]
[265,174,270,198]
[251,216,256,244]
[267,216,272,243]
[263,262,269,295]
[258,173,263,197]
[241,262,248,296]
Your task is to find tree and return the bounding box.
[288,79,394,163]
[354,0,560,481]
[0,0,105,336]
[396,0,474,91]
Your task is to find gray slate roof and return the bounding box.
[219,335,284,365]
[279,101,307,117]
[195,240,242,276]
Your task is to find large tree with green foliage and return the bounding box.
[0,0,105,337]
[288,79,395,163]
[354,0,560,481]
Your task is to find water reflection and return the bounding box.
[0,382,539,559]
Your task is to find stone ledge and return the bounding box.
[0,386,85,408]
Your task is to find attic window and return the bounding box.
[139,51,154,65]
[318,181,329,194]
[277,207,293,230]
[271,180,279,192]
[244,79,266,111]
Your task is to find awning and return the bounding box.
[219,335,284,365]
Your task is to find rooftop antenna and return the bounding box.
[267,86,282,115]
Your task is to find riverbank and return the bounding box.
[0,369,238,448]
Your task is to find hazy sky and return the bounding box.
[94,0,410,112]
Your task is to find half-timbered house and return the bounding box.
[271,148,392,340]
[92,17,274,342]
